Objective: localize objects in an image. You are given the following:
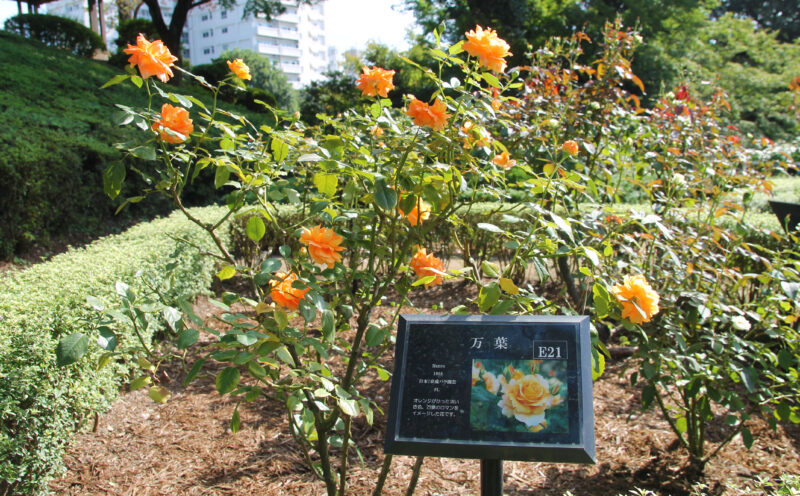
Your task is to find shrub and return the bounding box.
[3,13,105,57]
[0,206,228,496]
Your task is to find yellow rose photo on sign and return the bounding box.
[471,359,568,434]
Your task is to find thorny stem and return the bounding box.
[372,454,393,496]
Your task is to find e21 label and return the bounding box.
[533,340,568,360]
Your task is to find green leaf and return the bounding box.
[321,310,335,342]
[591,350,605,381]
[365,325,385,346]
[477,222,504,233]
[86,295,105,311]
[478,282,501,312]
[216,367,241,395]
[642,361,658,380]
[130,375,151,391]
[583,246,601,266]
[56,333,89,367]
[550,213,573,241]
[217,265,236,280]
[184,358,206,386]
[261,258,282,274]
[148,386,170,403]
[482,72,501,88]
[215,165,231,189]
[271,138,289,162]
[322,136,344,159]
[246,216,266,243]
[176,328,199,349]
[481,261,500,278]
[130,145,156,161]
[299,299,316,322]
[641,384,656,409]
[247,361,267,379]
[338,397,359,417]
[230,407,241,433]
[741,427,753,449]
[100,74,129,89]
[374,177,397,210]
[740,367,758,392]
[96,327,118,351]
[130,75,143,88]
[412,275,436,287]
[103,162,126,199]
[313,172,338,197]
[675,417,687,434]
[593,283,610,318]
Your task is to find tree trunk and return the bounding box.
[98,0,107,46]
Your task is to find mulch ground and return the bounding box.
[50,282,800,496]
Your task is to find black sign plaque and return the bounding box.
[385,315,595,464]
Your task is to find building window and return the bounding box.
[203,48,211,55]
[221,27,228,34]
[202,30,212,38]
[220,9,227,18]
[201,13,209,21]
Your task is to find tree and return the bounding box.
[194,48,298,110]
[402,0,579,68]
[141,0,317,75]
[298,71,359,124]
[713,0,799,42]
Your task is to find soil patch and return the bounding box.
[50,284,800,495]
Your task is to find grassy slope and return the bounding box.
[0,31,266,258]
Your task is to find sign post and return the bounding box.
[385,315,595,493]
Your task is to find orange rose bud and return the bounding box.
[492,151,516,169]
[409,247,445,287]
[227,58,251,80]
[406,97,450,131]
[299,225,345,268]
[356,66,395,97]
[370,125,384,136]
[152,103,193,144]
[561,140,579,156]
[123,34,178,83]
[611,275,660,324]
[463,25,512,73]
[269,271,309,310]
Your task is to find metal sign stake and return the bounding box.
[481,459,503,496]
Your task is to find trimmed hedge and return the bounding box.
[3,14,105,57]
[0,206,228,496]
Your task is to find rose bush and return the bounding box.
[80,18,800,493]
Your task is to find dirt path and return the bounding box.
[50,290,800,496]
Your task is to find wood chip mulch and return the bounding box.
[50,284,800,496]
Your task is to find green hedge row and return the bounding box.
[0,206,228,496]
[3,14,105,57]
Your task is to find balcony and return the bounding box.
[281,64,301,74]
[258,44,281,56]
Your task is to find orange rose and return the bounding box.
[492,151,516,169]
[462,25,512,73]
[561,140,579,156]
[788,76,800,92]
[482,370,501,394]
[152,103,193,144]
[269,271,309,310]
[370,125,384,136]
[299,225,345,268]
[123,34,178,83]
[406,97,450,131]
[409,247,445,287]
[227,58,251,80]
[498,373,554,428]
[611,274,660,324]
[398,197,431,226]
[356,66,395,98]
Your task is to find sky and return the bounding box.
[0,0,418,53]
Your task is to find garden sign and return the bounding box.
[385,315,595,493]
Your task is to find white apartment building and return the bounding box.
[183,0,331,88]
[46,0,333,88]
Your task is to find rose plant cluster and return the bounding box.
[84,20,800,492]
